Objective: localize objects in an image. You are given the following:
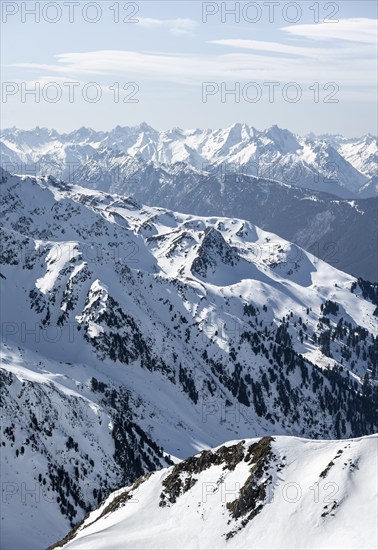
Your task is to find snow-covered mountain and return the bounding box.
[81,164,377,281]
[52,434,378,550]
[2,126,377,279]
[319,133,378,182]
[1,169,377,549]
[1,124,375,198]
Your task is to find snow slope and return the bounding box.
[53,434,378,550]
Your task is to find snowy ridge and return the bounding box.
[53,434,378,550]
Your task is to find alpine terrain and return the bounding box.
[0,168,377,549]
[1,125,377,280]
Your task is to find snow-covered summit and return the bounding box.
[53,434,378,550]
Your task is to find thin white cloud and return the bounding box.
[7,48,376,88]
[4,18,377,89]
[209,18,377,59]
[138,17,198,37]
[281,18,377,45]
[209,39,322,58]
[169,28,194,37]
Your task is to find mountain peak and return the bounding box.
[226,122,252,136]
[191,226,240,277]
[134,122,157,133]
[265,125,301,153]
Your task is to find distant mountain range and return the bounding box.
[1,124,376,198]
[1,125,377,280]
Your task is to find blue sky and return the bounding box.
[1,1,377,136]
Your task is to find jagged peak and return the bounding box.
[191,226,240,277]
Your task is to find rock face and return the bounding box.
[191,227,240,278]
[1,169,377,549]
[51,435,378,550]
